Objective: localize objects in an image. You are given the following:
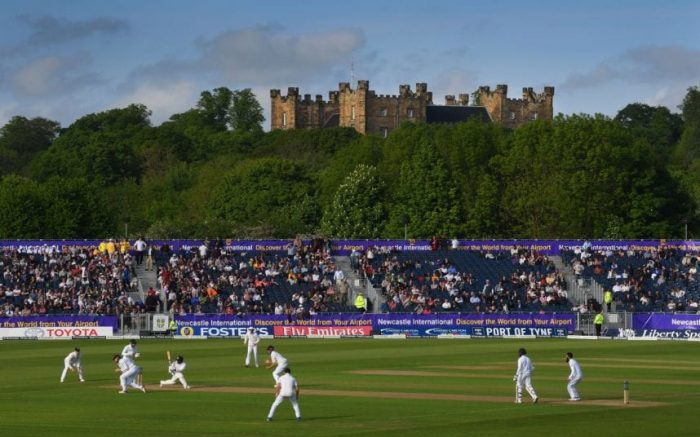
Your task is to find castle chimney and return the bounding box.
[445,95,456,106]
[458,93,469,106]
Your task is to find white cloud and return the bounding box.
[431,68,479,102]
[646,85,689,112]
[8,54,102,98]
[563,45,700,89]
[126,26,366,88]
[115,81,200,125]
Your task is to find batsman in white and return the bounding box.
[565,351,583,401]
[160,355,190,389]
[266,345,289,384]
[113,354,146,394]
[244,327,260,368]
[266,367,301,422]
[60,347,85,383]
[513,347,538,404]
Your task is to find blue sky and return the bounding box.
[1,0,698,129]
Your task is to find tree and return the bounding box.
[0,116,60,176]
[673,86,700,167]
[614,103,683,160]
[196,87,234,131]
[386,142,461,238]
[320,164,386,238]
[208,157,319,236]
[42,177,112,238]
[230,88,264,134]
[0,176,45,237]
[30,104,149,185]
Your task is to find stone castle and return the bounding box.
[270,81,554,136]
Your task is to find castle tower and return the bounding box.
[270,87,299,130]
[478,85,554,129]
[338,80,370,134]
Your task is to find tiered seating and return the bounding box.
[0,246,141,316]
[358,248,571,314]
[156,243,352,316]
[562,248,700,312]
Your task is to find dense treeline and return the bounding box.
[1,86,699,239]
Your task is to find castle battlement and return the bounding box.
[271,80,554,134]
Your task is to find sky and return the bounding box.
[0,0,698,129]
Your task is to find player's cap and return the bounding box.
[75,347,80,352]
[518,348,527,356]
[130,339,137,345]
[248,327,255,331]
[266,345,274,351]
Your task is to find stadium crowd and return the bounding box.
[353,245,571,314]
[3,239,699,317]
[562,245,700,313]
[156,237,350,317]
[0,242,142,317]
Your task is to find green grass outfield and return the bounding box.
[1,338,698,436]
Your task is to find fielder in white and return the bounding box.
[514,347,538,404]
[160,355,190,389]
[60,347,85,383]
[113,354,146,394]
[566,352,583,401]
[266,367,301,422]
[266,345,288,383]
[244,327,260,368]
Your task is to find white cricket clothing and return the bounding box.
[267,373,301,420]
[160,361,189,389]
[121,343,139,359]
[270,351,288,383]
[277,373,297,397]
[567,358,583,400]
[515,355,538,402]
[244,331,260,367]
[118,356,143,392]
[61,351,84,382]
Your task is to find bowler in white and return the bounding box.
[566,352,583,401]
[514,347,538,404]
[244,327,260,368]
[61,347,85,383]
[266,367,301,422]
[160,355,190,389]
[266,345,288,383]
[113,354,146,394]
[121,339,140,360]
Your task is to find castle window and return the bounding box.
[351,106,356,120]
[509,112,516,120]
[407,108,414,118]
[380,127,389,138]
[380,107,388,117]
[532,112,538,120]
[282,112,287,126]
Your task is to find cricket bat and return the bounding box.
[167,350,171,362]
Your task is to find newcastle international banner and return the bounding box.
[2,239,700,256]
[174,313,576,338]
[622,313,700,339]
[0,316,118,339]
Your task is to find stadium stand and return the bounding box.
[155,238,353,317]
[0,244,142,316]
[355,246,572,314]
[561,247,700,313]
